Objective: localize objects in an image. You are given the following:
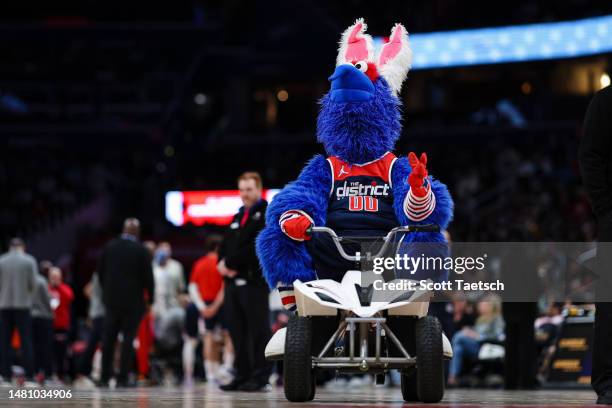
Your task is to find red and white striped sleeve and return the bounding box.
[403,179,436,222]
[279,210,314,242]
[277,284,297,312]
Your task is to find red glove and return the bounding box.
[408,152,429,197]
[279,210,313,241]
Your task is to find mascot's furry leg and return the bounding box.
[256,155,331,291]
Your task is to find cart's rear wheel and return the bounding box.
[415,316,444,403]
[284,315,315,402]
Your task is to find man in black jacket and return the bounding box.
[218,172,271,392]
[579,85,612,405]
[97,218,154,387]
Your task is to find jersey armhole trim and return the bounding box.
[327,158,334,197]
[388,157,397,188]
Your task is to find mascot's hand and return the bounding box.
[408,152,429,197]
[279,210,314,241]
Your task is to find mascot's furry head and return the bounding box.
[317,18,412,164]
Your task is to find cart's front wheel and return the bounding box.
[415,316,444,403]
[308,371,316,400]
[284,315,315,402]
[400,368,419,402]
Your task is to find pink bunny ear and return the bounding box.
[378,23,413,94]
[336,18,374,66]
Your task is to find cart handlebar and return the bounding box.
[305,224,440,262]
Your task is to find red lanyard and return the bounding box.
[240,207,250,227]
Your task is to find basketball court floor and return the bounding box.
[0,384,598,407]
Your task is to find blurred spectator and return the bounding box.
[48,266,74,382]
[98,218,154,387]
[448,295,505,386]
[0,238,37,386]
[534,302,564,381]
[31,264,53,384]
[218,172,271,392]
[136,240,156,381]
[579,85,612,404]
[39,260,53,279]
[185,235,234,386]
[74,272,105,389]
[534,302,564,347]
[151,241,186,385]
[136,313,154,383]
[149,307,185,385]
[152,242,185,319]
[268,298,289,386]
[451,295,476,338]
[143,241,156,255]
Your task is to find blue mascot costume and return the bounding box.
[256,19,453,311]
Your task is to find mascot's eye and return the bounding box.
[354,61,368,73]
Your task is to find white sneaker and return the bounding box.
[73,376,97,390]
[268,372,279,387]
[45,378,65,388]
[182,376,193,388]
[23,381,39,388]
[216,365,234,385]
[325,377,348,389]
[348,376,371,387]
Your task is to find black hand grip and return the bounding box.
[409,224,440,233]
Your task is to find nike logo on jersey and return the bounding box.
[338,165,349,177]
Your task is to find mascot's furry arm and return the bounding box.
[256,154,332,289]
[391,156,453,243]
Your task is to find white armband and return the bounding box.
[188,282,206,311]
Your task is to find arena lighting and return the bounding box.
[373,14,612,70]
[194,93,208,105]
[277,89,289,102]
[165,189,280,226]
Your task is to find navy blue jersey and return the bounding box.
[326,151,399,235]
[307,152,400,280]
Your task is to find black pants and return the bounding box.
[79,316,105,377]
[0,309,34,379]
[307,233,359,280]
[503,302,537,389]
[53,329,69,379]
[593,213,612,395]
[101,308,143,383]
[32,317,53,378]
[224,282,271,384]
